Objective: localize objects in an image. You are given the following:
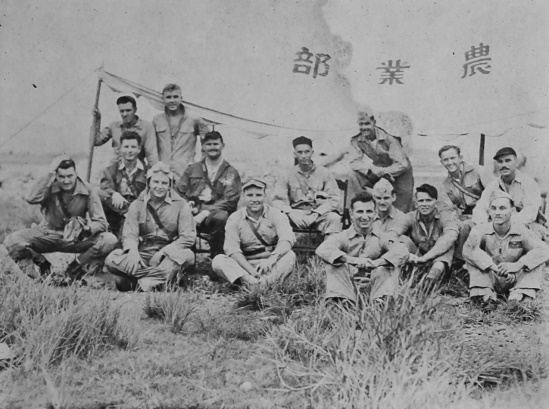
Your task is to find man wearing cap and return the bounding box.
[464,190,549,307]
[371,178,407,233]
[99,131,148,237]
[4,156,118,280]
[212,179,296,286]
[153,83,209,180]
[272,136,342,236]
[104,161,196,291]
[93,95,158,165]
[389,184,460,289]
[176,131,241,258]
[316,192,409,303]
[473,147,542,228]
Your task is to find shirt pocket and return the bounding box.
[505,240,524,260]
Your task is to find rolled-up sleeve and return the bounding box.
[94,125,113,146]
[162,202,196,264]
[223,213,242,256]
[26,173,54,204]
[87,187,108,235]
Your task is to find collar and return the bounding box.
[485,221,522,237]
[118,159,145,171]
[346,224,378,240]
[244,205,268,221]
[415,208,440,222]
[498,170,525,185]
[202,158,229,175]
[164,104,186,117]
[295,162,317,175]
[376,206,398,220]
[51,176,90,196]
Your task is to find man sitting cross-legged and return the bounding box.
[212,179,296,287]
[99,131,147,237]
[4,156,117,280]
[104,162,196,291]
[315,192,409,304]
[464,190,549,309]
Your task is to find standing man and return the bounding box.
[370,178,407,233]
[176,131,241,258]
[315,192,409,304]
[4,156,117,280]
[153,83,209,180]
[464,191,549,308]
[99,131,147,237]
[389,184,460,289]
[93,95,158,165]
[104,162,196,291]
[272,136,342,236]
[212,179,296,287]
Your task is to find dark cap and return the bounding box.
[242,178,267,191]
[292,136,313,148]
[202,131,224,143]
[416,183,438,200]
[493,147,517,160]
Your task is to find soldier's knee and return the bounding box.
[104,249,124,269]
[4,231,27,257]
[97,232,119,252]
[209,210,229,224]
[282,250,296,266]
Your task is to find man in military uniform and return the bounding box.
[316,192,409,303]
[93,95,158,166]
[370,178,407,233]
[99,131,147,236]
[4,156,117,280]
[464,191,549,308]
[389,184,459,290]
[176,131,241,258]
[212,179,296,287]
[104,162,196,291]
[272,136,341,236]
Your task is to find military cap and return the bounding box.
[489,190,514,206]
[242,178,267,191]
[116,94,137,107]
[357,108,375,122]
[372,178,394,195]
[416,183,438,200]
[292,136,313,148]
[147,161,173,180]
[493,147,517,160]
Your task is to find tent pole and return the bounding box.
[479,133,485,166]
[86,78,103,182]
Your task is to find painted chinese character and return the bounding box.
[461,43,491,78]
[293,47,314,75]
[376,59,410,85]
[313,53,331,78]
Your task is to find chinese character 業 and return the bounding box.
[293,47,331,78]
[461,43,491,78]
[376,59,410,85]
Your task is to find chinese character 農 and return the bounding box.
[461,43,491,78]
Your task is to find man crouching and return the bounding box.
[104,162,196,291]
[212,179,296,287]
[4,156,117,280]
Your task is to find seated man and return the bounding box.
[4,156,117,280]
[272,136,341,236]
[99,131,147,236]
[105,162,196,291]
[212,179,296,286]
[371,178,407,232]
[316,192,409,303]
[464,191,549,307]
[176,131,241,258]
[389,184,459,289]
[93,95,158,165]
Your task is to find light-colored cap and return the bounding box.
[372,178,394,195]
[242,178,267,191]
[147,161,173,180]
[489,190,514,205]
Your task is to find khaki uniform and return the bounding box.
[371,206,407,233]
[463,222,549,299]
[272,163,341,235]
[212,205,296,285]
[105,190,196,291]
[315,226,409,301]
[442,162,485,216]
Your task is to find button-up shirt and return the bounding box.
[224,205,296,257]
[472,170,542,225]
[153,106,209,180]
[442,162,485,215]
[272,163,340,215]
[371,206,407,233]
[316,225,409,267]
[463,221,549,272]
[26,173,107,235]
[95,116,158,165]
[100,159,147,201]
[122,190,196,265]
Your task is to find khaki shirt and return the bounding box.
[472,170,541,225]
[99,159,147,201]
[316,225,409,267]
[371,206,407,233]
[442,162,484,214]
[122,190,196,265]
[463,221,549,272]
[272,163,340,215]
[224,205,296,257]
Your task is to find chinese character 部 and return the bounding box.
[461,43,491,78]
[293,47,331,78]
[376,59,410,85]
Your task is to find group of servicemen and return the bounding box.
[4,83,549,310]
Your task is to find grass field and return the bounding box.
[0,160,548,408]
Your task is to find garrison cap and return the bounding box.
[242,178,267,191]
[292,136,313,148]
[416,183,438,200]
[493,147,517,160]
[372,178,394,195]
[489,190,514,206]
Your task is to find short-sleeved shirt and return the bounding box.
[224,205,296,257]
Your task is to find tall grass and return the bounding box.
[142,290,197,333]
